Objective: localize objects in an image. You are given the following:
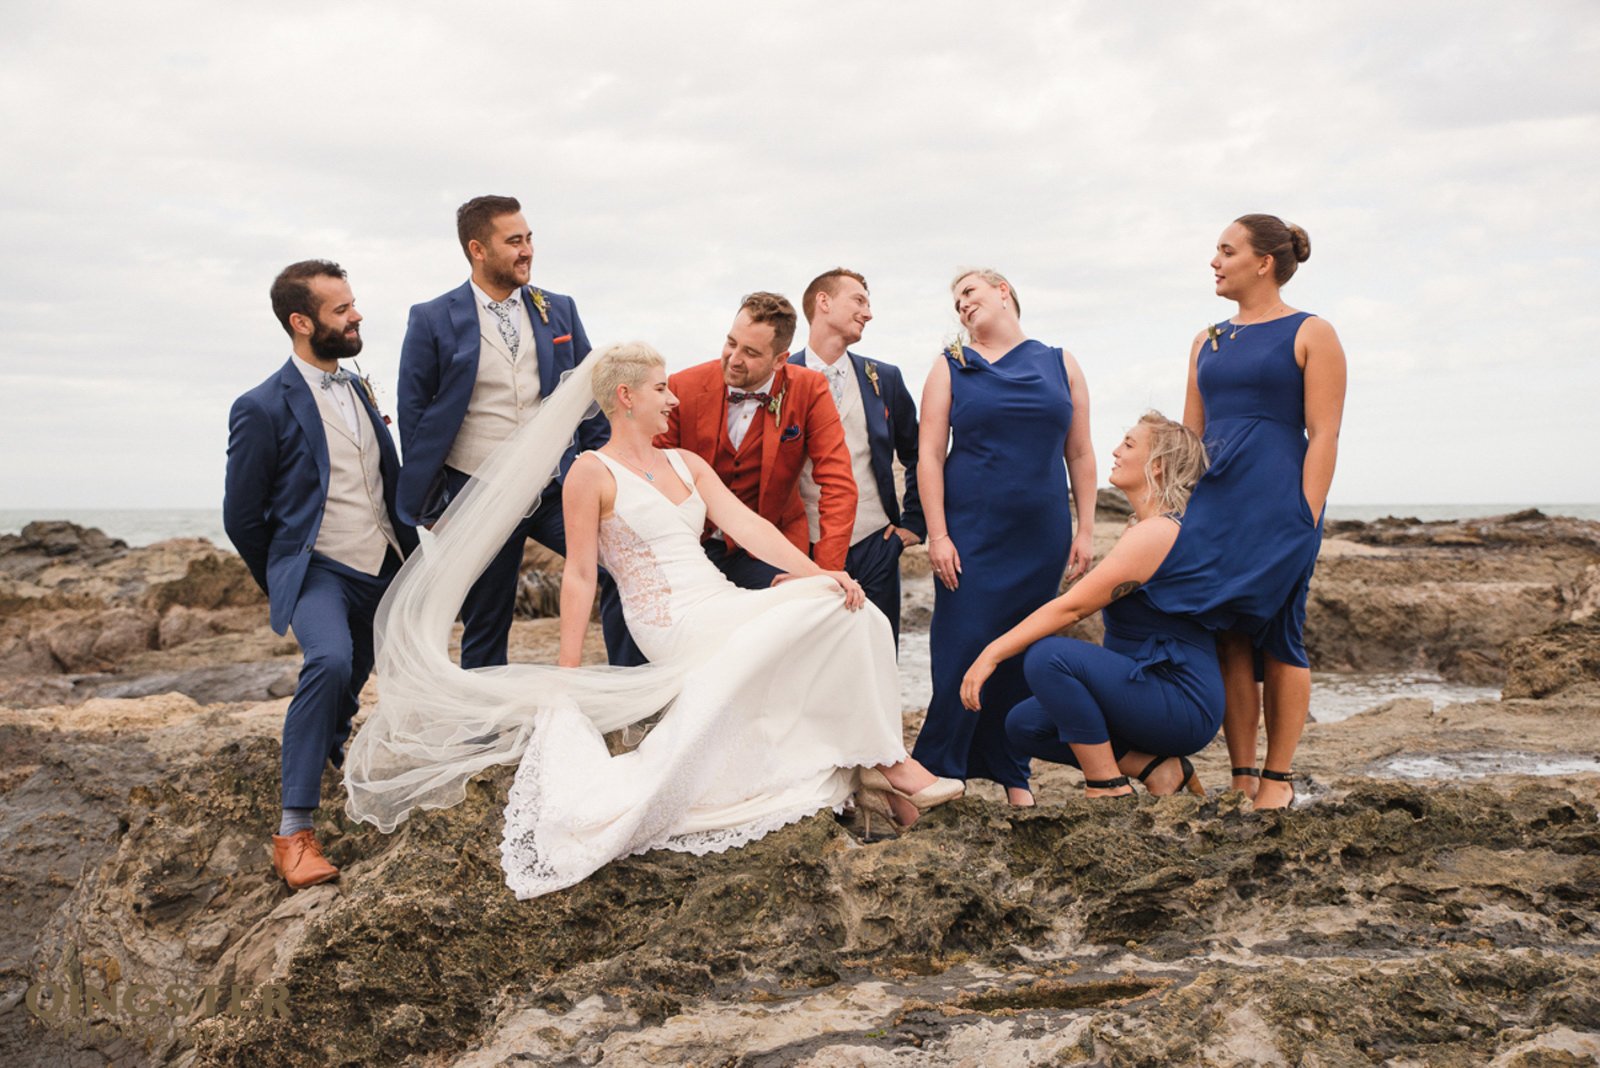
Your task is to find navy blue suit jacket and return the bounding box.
[396,281,605,525]
[789,349,924,539]
[223,360,417,636]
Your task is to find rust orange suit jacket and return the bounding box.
[656,359,858,569]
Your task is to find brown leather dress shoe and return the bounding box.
[272,830,339,890]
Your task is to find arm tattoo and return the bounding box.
[1110,580,1142,602]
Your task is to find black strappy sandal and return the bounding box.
[1084,775,1136,799]
[1231,767,1262,783]
[1136,756,1206,797]
[1254,768,1296,809]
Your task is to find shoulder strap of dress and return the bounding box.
[662,448,694,485]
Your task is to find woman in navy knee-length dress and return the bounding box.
[915,268,1097,807]
[1144,214,1347,809]
[961,413,1222,799]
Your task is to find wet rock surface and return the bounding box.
[2,515,1599,1065]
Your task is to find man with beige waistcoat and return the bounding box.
[224,260,417,890]
[396,195,628,668]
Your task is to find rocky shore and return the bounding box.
[2,511,1598,1066]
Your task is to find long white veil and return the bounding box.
[343,357,683,833]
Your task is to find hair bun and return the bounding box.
[1287,223,1311,263]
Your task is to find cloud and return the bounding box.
[0,0,1596,507]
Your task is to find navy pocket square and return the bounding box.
[781,424,801,442]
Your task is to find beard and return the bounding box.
[310,320,363,362]
[483,257,530,294]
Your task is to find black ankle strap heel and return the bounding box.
[1084,775,1135,799]
[1232,767,1262,779]
[1255,768,1297,809]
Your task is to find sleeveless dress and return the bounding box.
[914,340,1073,789]
[498,449,907,898]
[1145,312,1322,666]
[1005,576,1225,766]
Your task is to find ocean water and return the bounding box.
[3,503,1596,549]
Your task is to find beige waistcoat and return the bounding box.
[445,300,543,476]
[799,361,891,546]
[312,386,403,575]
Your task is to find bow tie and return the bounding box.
[727,390,770,405]
[320,369,355,390]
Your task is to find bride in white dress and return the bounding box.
[345,342,961,898]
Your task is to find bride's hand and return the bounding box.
[929,534,961,591]
[824,570,866,610]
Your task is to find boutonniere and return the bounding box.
[945,340,966,367]
[1206,324,1221,352]
[530,288,550,325]
[351,364,392,424]
[864,360,881,396]
[766,388,787,423]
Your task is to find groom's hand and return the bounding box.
[886,525,921,548]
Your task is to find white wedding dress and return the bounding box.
[499,450,906,897]
[341,357,907,900]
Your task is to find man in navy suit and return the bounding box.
[790,268,924,643]
[397,195,628,668]
[224,260,417,890]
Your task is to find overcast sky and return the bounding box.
[2,0,1596,508]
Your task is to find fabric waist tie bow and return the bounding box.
[1127,634,1187,681]
[320,369,355,389]
[727,391,771,405]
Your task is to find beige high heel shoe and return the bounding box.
[854,787,899,839]
[859,767,965,815]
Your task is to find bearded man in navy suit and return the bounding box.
[397,195,628,668]
[224,260,417,890]
[790,268,924,644]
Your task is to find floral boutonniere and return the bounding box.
[765,388,787,423]
[351,363,392,424]
[530,288,550,325]
[864,360,881,397]
[1206,323,1221,352]
[945,340,966,367]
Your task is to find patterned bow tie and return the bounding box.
[727,390,771,405]
[320,369,355,390]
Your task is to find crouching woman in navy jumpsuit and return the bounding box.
[959,412,1221,799]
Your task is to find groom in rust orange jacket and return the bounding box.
[656,291,857,590]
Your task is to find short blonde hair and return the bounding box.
[950,267,1020,317]
[1138,411,1209,516]
[591,341,667,417]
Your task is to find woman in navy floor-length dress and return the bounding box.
[915,268,1096,807]
[1144,214,1347,810]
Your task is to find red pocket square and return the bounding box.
[552,333,572,345]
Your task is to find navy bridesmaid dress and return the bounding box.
[1145,312,1323,666]
[915,340,1072,789]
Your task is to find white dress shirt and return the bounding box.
[726,372,776,451]
[292,354,360,435]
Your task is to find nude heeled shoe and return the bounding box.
[859,767,965,814]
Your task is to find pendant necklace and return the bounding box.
[1229,303,1287,340]
[615,451,657,482]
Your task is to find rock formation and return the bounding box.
[2,514,1599,1065]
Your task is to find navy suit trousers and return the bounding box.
[702,539,783,591]
[844,525,907,646]
[282,551,396,809]
[446,468,629,670]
